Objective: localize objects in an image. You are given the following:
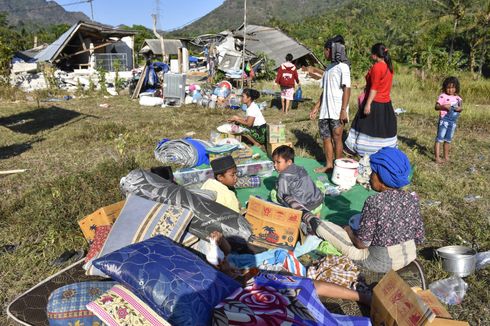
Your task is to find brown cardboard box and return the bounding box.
[78,200,125,242]
[218,132,242,142]
[267,142,293,157]
[267,124,286,144]
[245,196,302,249]
[371,270,469,326]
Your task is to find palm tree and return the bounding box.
[432,0,472,60]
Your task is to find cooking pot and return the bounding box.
[436,245,476,277]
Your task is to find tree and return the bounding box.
[432,0,472,59]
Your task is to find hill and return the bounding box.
[0,0,90,27]
[171,0,344,36]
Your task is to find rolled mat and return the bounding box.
[120,168,252,243]
[154,138,211,168]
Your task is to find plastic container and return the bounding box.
[331,158,359,188]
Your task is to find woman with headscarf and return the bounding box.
[302,147,425,273]
[345,43,397,156]
[310,35,351,173]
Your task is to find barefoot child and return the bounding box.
[201,156,240,212]
[434,76,463,163]
[271,145,324,214]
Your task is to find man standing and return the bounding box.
[310,35,351,173]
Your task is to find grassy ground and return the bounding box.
[0,72,489,325]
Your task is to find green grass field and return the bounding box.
[0,72,489,325]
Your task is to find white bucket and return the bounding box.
[331,158,359,188]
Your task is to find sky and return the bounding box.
[53,0,224,31]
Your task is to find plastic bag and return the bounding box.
[294,86,302,101]
[476,251,490,270]
[429,276,468,305]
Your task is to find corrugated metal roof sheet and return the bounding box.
[140,39,184,55]
[34,23,79,62]
[235,25,318,69]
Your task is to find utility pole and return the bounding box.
[152,14,165,62]
[241,0,247,91]
[88,0,94,20]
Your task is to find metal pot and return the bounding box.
[436,245,476,277]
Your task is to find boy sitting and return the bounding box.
[201,155,240,213]
[271,145,324,214]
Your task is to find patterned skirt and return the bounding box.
[244,124,267,145]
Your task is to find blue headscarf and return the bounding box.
[370,147,410,188]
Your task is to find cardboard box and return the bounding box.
[78,200,125,242]
[267,141,293,157]
[371,270,469,326]
[245,196,302,249]
[267,124,286,144]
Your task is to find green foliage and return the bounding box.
[96,65,108,95]
[254,52,276,80]
[113,59,124,93]
[121,25,154,52]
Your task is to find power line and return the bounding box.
[5,0,92,14]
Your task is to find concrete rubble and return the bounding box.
[10,62,135,93]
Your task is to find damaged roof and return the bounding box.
[234,24,320,69]
[140,39,185,56]
[34,21,136,63]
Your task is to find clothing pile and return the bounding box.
[154,138,212,168]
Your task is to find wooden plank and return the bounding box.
[131,63,147,100]
[78,33,87,51]
[0,169,27,175]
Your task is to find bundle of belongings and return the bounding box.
[10,144,460,326]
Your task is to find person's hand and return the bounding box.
[363,103,371,115]
[340,109,348,124]
[228,115,239,123]
[310,107,319,120]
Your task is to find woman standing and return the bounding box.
[345,43,397,156]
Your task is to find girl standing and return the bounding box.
[228,88,267,146]
[434,76,463,163]
[345,43,397,156]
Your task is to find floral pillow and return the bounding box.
[84,225,111,263]
[92,235,241,326]
[87,284,171,326]
[47,281,117,326]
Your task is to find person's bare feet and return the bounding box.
[314,166,334,173]
[435,158,445,164]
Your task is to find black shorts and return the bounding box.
[319,119,342,139]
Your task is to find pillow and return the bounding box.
[87,284,171,326]
[120,168,252,243]
[47,281,116,326]
[84,225,111,263]
[92,235,241,326]
[85,194,197,276]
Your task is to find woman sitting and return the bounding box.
[304,147,425,273]
[228,88,267,146]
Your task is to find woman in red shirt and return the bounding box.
[345,43,397,156]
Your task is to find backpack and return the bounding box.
[277,64,296,87]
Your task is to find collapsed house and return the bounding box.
[11,21,137,92]
[210,24,321,75]
[139,39,194,73]
[33,21,136,72]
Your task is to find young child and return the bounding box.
[275,53,300,114]
[271,145,324,214]
[201,156,240,212]
[434,76,463,163]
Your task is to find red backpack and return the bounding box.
[277,64,297,87]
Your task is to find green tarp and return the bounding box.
[235,147,375,226]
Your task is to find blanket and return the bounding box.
[120,169,252,243]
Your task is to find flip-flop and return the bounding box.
[52,249,85,266]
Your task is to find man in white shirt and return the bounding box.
[310,35,351,173]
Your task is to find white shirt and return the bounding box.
[320,62,351,120]
[246,102,266,127]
